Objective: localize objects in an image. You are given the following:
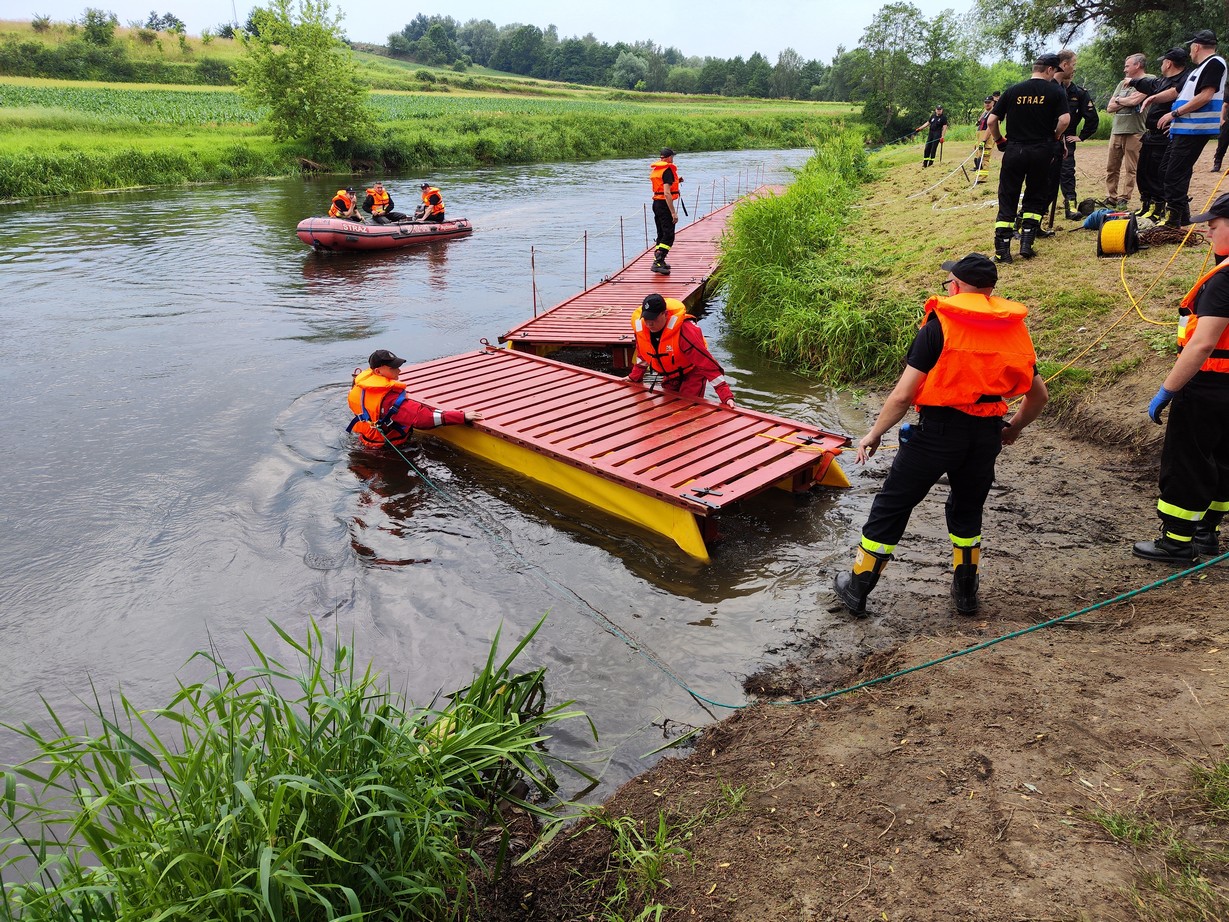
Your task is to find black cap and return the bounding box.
[420,182,430,189]
[935,104,943,109]
[345,186,355,193]
[1034,53,1062,69]
[984,95,994,103]
[641,293,667,318]
[1161,47,1190,64]
[1187,30,1217,46]
[1189,192,1229,223]
[369,349,406,369]
[659,147,675,158]
[941,253,998,289]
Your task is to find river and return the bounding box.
[0,149,873,801]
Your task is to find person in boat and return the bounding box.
[347,349,481,450]
[649,148,681,275]
[626,294,734,406]
[832,253,1049,618]
[362,181,408,224]
[328,186,362,222]
[1132,193,1229,564]
[415,182,446,223]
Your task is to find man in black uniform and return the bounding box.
[1051,50,1100,220]
[986,54,1070,263]
[1133,192,1229,564]
[1126,48,1190,219]
[916,105,948,167]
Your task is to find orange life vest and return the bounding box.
[366,187,390,215]
[1178,259,1229,374]
[632,298,700,379]
[421,186,445,217]
[346,368,409,448]
[329,189,354,218]
[912,293,1037,417]
[650,159,682,201]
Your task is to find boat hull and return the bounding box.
[296,217,473,251]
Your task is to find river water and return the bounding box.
[0,149,874,800]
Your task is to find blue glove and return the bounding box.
[1148,386,1176,424]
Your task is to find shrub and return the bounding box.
[79,7,118,46]
[31,15,52,33]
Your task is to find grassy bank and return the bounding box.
[0,617,590,921]
[0,77,848,198]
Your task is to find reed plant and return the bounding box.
[0,616,591,921]
[717,128,918,383]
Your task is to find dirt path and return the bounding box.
[479,141,1229,921]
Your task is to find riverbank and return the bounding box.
[0,75,851,198]
[477,142,1229,919]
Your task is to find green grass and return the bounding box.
[0,616,593,921]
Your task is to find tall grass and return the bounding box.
[717,128,919,383]
[0,617,591,921]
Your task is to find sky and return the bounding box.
[14,0,973,63]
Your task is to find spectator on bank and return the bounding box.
[1105,53,1150,208]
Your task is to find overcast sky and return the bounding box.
[16,1,973,63]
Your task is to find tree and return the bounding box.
[488,24,544,75]
[610,50,648,89]
[144,11,185,32]
[665,65,699,94]
[744,52,773,97]
[772,47,803,99]
[80,8,118,46]
[458,18,498,66]
[234,0,373,153]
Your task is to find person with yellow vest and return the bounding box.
[626,293,734,405]
[833,254,1048,616]
[417,182,446,223]
[649,148,681,274]
[1133,193,1229,563]
[347,349,481,450]
[362,181,408,224]
[328,187,361,222]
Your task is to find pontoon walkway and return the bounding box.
[398,347,849,560]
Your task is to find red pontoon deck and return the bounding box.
[398,346,849,560]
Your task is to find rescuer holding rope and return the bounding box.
[832,254,1048,617]
[626,294,734,405]
[347,349,481,450]
[1133,193,1229,564]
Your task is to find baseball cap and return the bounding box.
[420,182,430,189]
[345,186,355,193]
[1189,192,1229,223]
[984,95,994,102]
[1187,30,1217,46]
[1034,53,1062,69]
[941,253,998,289]
[369,349,407,369]
[659,147,676,158]
[1161,47,1190,64]
[640,293,668,318]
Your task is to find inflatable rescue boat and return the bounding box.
[296,216,473,252]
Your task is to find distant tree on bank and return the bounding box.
[234,0,373,153]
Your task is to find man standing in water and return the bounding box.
[832,254,1048,617]
[649,148,682,275]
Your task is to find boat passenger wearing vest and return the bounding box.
[347,349,481,450]
[1133,193,1229,564]
[417,183,445,223]
[626,294,734,405]
[362,181,408,224]
[833,254,1049,617]
[1155,30,1226,227]
[649,148,681,275]
[329,187,361,222]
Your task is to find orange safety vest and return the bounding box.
[421,186,445,217]
[366,188,390,215]
[346,368,409,448]
[912,293,1037,417]
[1178,259,1229,374]
[329,189,354,218]
[650,159,682,201]
[632,298,700,379]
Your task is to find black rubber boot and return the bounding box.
[950,544,981,615]
[1135,201,1153,218]
[1018,223,1037,259]
[1132,532,1197,565]
[1064,198,1081,220]
[833,547,891,616]
[651,249,671,275]
[994,228,1013,264]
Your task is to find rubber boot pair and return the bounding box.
[833,546,891,616]
[951,544,980,615]
[993,227,1013,264]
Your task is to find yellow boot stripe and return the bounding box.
[859,535,895,555]
[1158,500,1203,521]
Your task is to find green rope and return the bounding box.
[368,424,1225,715]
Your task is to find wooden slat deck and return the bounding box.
[499,188,780,359]
[397,346,849,559]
